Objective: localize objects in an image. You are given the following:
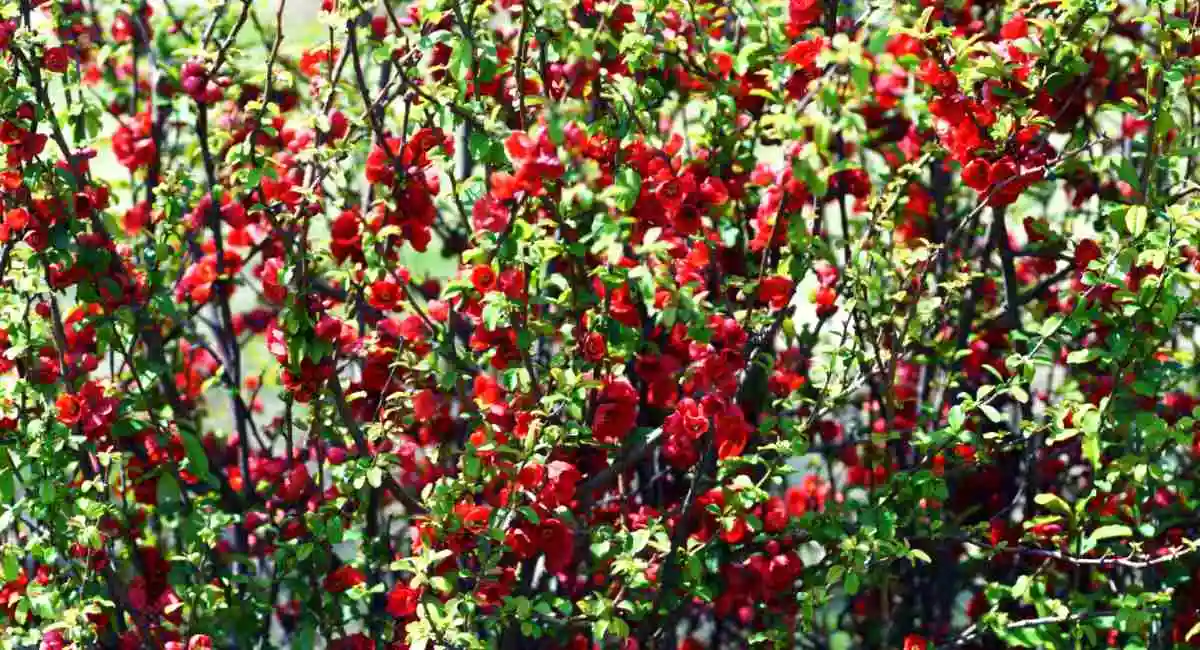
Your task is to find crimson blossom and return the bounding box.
[0,0,1197,649]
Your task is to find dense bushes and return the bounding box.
[0,0,1198,647]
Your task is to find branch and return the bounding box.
[948,610,1120,648]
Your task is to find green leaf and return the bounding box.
[448,39,472,85]
[947,405,965,431]
[1126,205,1148,237]
[468,132,503,165]
[844,571,860,595]
[179,430,212,483]
[1010,385,1029,404]
[296,623,316,650]
[1066,348,1101,365]
[1115,158,1140,191]
[1082,430,1101,471]
[482,301,508,329]
[2,553,18,582]
[1039,314,1064,338]
[1087,524,1132,544]
[590,540,611,558]
[519,506,541,524]
[1003,625,1052,648]
[735,42,768,74]
[606,168,641,212]
[1011,574,1031,599]
[157,473,182,512]
[1033,493,1071,516]
[979,403,1006,424]
[0,470,13,503]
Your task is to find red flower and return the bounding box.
[538,518,574,572]
[42,46,70,73]
[122,202,152,235]
[498,268,527,302]
[0,21,14,51]
[113,111,156,170]
[758,276,794,310]
[1074,238,1102,272]
[323,565,366,593]
[472,194,511,233]
[610,285,641,327]
[56,393,82,427]
[765,551,803,591]
[471,265,497,293]
[592,378,639,443]
[763,495,789,532]
[299,47,339,77]
[369,279,400,310]
[814,261,839,288]
[814,286,838,318]
[490,171,521,201]
[714,406,751,459]
[454,502,492,533]
[1001,13,1029,40]
[505,525,537,559]
[386,584,419,618]
[540,461,581,507]
[329,634,374,650]
[0,122,22,145]
[701,177,730,205]
[962,158,991,191]
[503,130,563,195]
[413,389,438,420]
[988,157,1018,187]
[655,177,685,214]
[327,110,349,141]
[329,210,363,263]
[260,257,287,304]
[783,37,826,68]
[277,464,311,503]
[787,0,822,36]
[581,331,607,362]
[366,138,402,185]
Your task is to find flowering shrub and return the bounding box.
[0,0,1198,647]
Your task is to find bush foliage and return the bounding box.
[0,0,1198,648]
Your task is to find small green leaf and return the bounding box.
[1034,493,1071,516]
[1126,205,1148,237]
[1088,524,1132,544]
[157,474,182,512]
[180,430,212,483]
[979,403,1006,424]
[947,405,965,431]
[607,168,641,212]
[1011,574,1031,599]
[1010,385,1029,404]
[2,553,18,582]
[843,571,860,595]
[0,470,13,503]
[1066,348,1100,365]
[1083,430,1101,470]
[1039,314,1064,338]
